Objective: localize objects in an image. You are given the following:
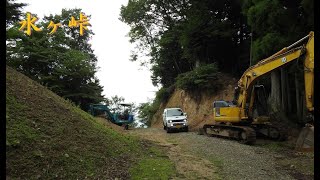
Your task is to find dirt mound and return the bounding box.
[151,74,237,131]
[6,66,141,179]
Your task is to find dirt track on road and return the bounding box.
[129,128,313,180]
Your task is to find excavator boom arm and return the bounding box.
[303,33,314,112]
[236,32,314,118]
[208,32,314,150]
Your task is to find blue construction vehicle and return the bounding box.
[89,103,134,130]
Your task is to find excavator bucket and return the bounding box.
[295,124,314,152]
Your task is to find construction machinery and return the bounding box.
[203,31,314,150]
[89,103,134,130]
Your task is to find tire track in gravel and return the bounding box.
[129,128,220,180]
[129,128,296,180]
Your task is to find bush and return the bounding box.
[155,85,175,103]
[175,63,221,92]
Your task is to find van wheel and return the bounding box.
[163,123,167,130]
[166,127,171,133]
[184,127,189,132]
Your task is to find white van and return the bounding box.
[163,108,188,133]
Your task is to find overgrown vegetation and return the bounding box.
[156,86,175,103]
[176,63,221,92]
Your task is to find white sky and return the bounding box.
[16,0,158,105]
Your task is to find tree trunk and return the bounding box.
[295,72,301,120]
[173,58,181,74]
[281,68,288,113]
[286,70,292,113]
[195,60,200,68]
[269,70,281,113]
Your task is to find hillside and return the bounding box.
[151,75,237,130]
[6,66,174,179]
[150,73,308,145]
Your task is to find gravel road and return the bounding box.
[129,128,308,180]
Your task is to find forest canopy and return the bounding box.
[6,1,105,110]
[120,0,313,88]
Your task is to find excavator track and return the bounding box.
[203,124,256,144]
[251,124,287,141]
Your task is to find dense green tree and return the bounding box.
[243,0,313,62]
[121,0,251,88]
[151,28,193,87]
[120,0,191,87]
[6,0,27,27]
[242,0,313,120]
[6,9,104,110]
[178,0,251,73]
[137,102,154,127]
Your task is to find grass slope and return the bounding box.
[6,66,175,179]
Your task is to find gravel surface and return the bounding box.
[130,128,297,180]
[175,131,293,180]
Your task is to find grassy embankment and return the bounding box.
[6,66,175,179]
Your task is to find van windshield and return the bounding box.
[167,109,183,117]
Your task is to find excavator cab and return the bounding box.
[114,103,134,122]
[113,103,134,130]
[213,101,242,123]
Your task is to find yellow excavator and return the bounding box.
[203,31,314,151]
